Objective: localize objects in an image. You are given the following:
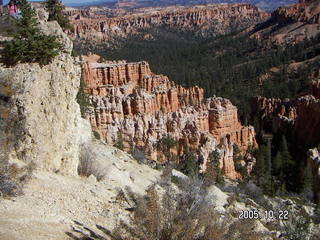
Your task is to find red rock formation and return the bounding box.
[70,4,269,42]
[83,56,257,179]
[251,82,320,147]
[251,0,320,45]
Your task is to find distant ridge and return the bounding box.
[67,0,298,11]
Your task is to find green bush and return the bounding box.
[0,0,62,67]
[114,133,124,150]
[178,151,198,177]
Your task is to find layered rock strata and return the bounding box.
[251,0,320,45]
[251,80,320,147]
[70,4,269,42]
[83,56,257,178]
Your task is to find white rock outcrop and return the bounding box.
[0,18,91,176]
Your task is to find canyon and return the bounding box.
[251,80,320,148]
[69,3,270,42]
[251,0,320,45]
[83,55,257,179]
[251,81,320,200]
[69,0,297,12]
[1,3,320,240]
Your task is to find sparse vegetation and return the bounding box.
[0,160,35,198]
[0,0,62,67]
[67,171,277,240]
[204,150,224,185]
[114,133,124,150]
[78,144,105,181]
[178,151,198,177]
[156,135,178,161]
[76,72,90,118]
[44,0,73,30]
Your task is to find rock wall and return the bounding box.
[251,0,320,45]
[251,81,320,147]
[70,4,269,42]
[83,57,257,178]
[0,20,91,176]
[308,148,320,202]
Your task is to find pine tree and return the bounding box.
[273,151,282,176]
[45,0,72,30]
[302,162,313,194]
[253,145,273,194]
[181,152,198,177]
[0,0,62,66]
[280,136,294,169]
[211,150,224,184]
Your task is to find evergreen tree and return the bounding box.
[279,135,296,192]
[302,162,313,194]
[180,152,198,177]
[211,150,224,184]
[273,151,283,176]
[253,145,273,194]
[0,0,61,66]
[45,0,72,30]
[280,136,294,169]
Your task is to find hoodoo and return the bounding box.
[83,56,257,178]
[70,4,269,42]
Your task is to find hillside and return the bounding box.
[0,1,320,239]
[69,3,269,43]
[85,0,297,12]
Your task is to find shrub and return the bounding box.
[114,133,124,150]
[0,0,62,67]
[0,175,23,198]
[0,161,35,198]
[78,144,105,181]
[77,73,90,118]
[93,131,101,140]
[282,208,311,240]
[178,151,198,177]
[157,135,177,150]
[67,174,273,240]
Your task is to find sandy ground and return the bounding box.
[0,142,161,240]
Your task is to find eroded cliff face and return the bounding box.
[251,0,320,45]
[308,148,320,202]
[251,81,320,147]
[83,56,257,178]
[70,4,269,42]
[0,20,91,176]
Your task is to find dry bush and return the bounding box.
[110,173,274,240]
[78,144,105,181]
[66,171,275,240]
[0,160,35,198]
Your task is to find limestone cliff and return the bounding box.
[70,4,269,42]
[83,56,257,178]
[0,18,91,176]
